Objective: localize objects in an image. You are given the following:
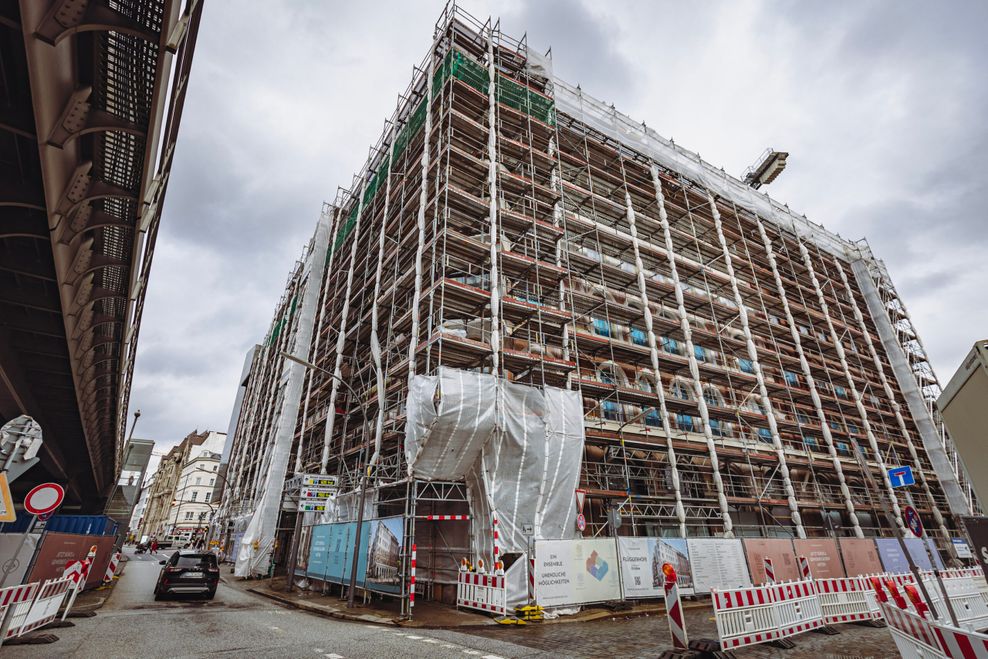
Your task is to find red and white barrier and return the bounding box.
[816,577,880,625]
[457,571,507,616]
[712,584,782,650]
[769,580,824,637]
[60,558,90,621]
[19,577,72,636]
[0,582,39,646]
[408,544,416,611]
[798,555,811,581]
[763,557,775,584]
[662,563,688,649]
[421,514,470,521]
[103,551,121,583]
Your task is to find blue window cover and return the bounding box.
[662,336,679,354]
[693,345,706,362]
[592,318,610,337]
[784,371,800,386]
[848,423,859,434]
[645,408,661,427]
[835,385,848,399]
[836,442,851,456]
[602,401,621,421]
[803,435,819,449]
[738,358,755,374]
[757,428,773,441]
[676,414,694,432]
[630,328,647,346]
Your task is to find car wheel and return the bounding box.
[205,589,216,600]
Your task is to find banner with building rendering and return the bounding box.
[364,516,403,595]
[617,537,694,598]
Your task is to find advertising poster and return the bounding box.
[365,516,403,594]
[792,538,845,579]
[742,538,798,585]
[27,532,115,590]
[876,538,944,572]
[952,537,972,559]
[838,538,884,576]
[686,539,751,593]
[963,517,988,574]
[618,537,693,598]
[535,538,622,607]
[305,524,331,579]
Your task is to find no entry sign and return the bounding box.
[23,482,65,516]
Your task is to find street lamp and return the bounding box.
[278,351,369,606]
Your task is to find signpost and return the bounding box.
[0,473,15,523]
[1,482,65,587]
[287,474,338,592]
[887,466,915,488]
[904,505,924,538]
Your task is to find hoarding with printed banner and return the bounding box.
[838,538,884,576]
[686,538,751,593]
[365,516,403,595]
[304,520,370,587]
[876,537,944,572]
[618,537,693,598]
[742,538,799,584]
[534,538,621,607]
[792,538,845,579]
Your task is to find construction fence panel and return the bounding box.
[769,580,824,637]
[712,584,782,651]
[18,577,72,637]
[0,582,39,642]
[456,572,507,616]
[816,576,878,625]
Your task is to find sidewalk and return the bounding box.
[232,575,703,629]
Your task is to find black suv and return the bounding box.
[154,551,219,600]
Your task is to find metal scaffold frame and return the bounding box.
[216,0,972,606]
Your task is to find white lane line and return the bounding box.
[324,654,344,659]
[443,644,457,649]
[482,655,505,659]
[406,635,423,640]
[462,652,481,657]
[420,638,440,644]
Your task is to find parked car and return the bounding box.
[154,551,219,600]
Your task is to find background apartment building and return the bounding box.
[217,5,976,589]
[139,430,225,541]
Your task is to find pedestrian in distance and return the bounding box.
[150,538,159,554]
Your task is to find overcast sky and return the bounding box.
[130,0,988,459]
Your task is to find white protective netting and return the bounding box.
[405,367,584,559]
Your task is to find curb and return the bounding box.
[244,585,710,630]
[246,587,400,625]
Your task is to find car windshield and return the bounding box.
[174,554,216,568]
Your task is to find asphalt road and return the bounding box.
[2,547,548,659]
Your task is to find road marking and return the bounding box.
[420,638,440,644]
[406,635,423,640]
[324,654,344,659]
[314,649,323,653]
[462,652,482,657]
[482,655,505,659]
[443,644,457,649]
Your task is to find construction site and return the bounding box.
[215,3,977,612]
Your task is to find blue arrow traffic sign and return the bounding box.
[887,465,915,488]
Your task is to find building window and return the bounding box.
[661,336,680,355]
[592,318,610,337]
[737,358,755,374]
[848,422,859,434]
[796,412,810,425]
[757,428,773,442]
[630,327,647,346]
[675,414,694,432]
[185,512,194,520]
[829,420,841,431]
[784,371,800,387]
[803,435,819,450]
[195,477,201,485]
[644,408,661,427]
[191,492,198,501]
[693,344,706,362]
[213,465,218,472]
[834,385,848,399]
[601,401,622,422]
[703,386,723,408]
[670,380,692,401]
[709,418,725,437]
[836,442,851,456]
[205,492,211,503]
[209,478,214,486]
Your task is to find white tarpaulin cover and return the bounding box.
[405,367,585,559]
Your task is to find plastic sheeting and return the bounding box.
[405,367,584,559]
[235,211,331,577]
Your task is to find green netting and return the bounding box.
[329,49,555,258]
[268,317,285,345]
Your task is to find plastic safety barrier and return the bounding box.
[0,582,39,644]
[769,581,824,637]
[816,577,880,625]
[921,570,988,632]
[712,584,782,650]
[882,598,948,658]
[19,577,72,636]
[456,571,506,616]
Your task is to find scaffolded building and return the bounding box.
[219,4,975,602]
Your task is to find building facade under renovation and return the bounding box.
[217,5,976,603]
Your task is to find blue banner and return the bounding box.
[875,537,944,572]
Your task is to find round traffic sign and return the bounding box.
[23,482,64,516]
[576,513,586,532]
[904,505,924,538]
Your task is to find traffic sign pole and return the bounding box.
[903,489,959,626]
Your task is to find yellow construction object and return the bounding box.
[515,604,544,621]
[494,616,527,625]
